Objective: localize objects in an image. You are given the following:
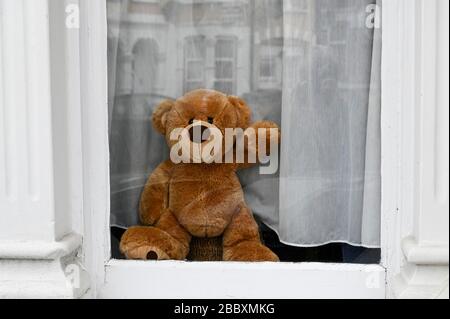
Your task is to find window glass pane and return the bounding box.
[107,0,382,264]
[185,37,205,59]
[260,58,275,78]
[215,61,233,79]
[185,81,204,93]
[215,39,235,58]
[185,36,206,91]
[214,81,233,95]
[186,61,203,80]
[287,0,310,11]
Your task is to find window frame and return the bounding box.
[77,0,416,298]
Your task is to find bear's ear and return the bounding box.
[228,96,251,129]
[152,99,175,135]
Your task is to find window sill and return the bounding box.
[100,259,386,299]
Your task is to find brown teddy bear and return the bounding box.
[120,89,280,262]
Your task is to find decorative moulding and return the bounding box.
[402,236,449,266]
[0,233,90,299]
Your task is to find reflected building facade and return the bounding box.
[107,0,287,100]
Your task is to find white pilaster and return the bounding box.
[0,0,55,241]
[412,0,449,247]
[0,0,88,298]
[384,0,449,299]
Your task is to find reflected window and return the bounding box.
[184,36,206,93]
[132,39,159,94]
[259,57,276,82]
[214,36,236,95]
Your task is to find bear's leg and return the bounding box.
[120,210,191,260]
[223,204,279,262]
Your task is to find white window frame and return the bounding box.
[74,0,446,298]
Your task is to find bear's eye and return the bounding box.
[188,118,194,125]
[207,117,214,124]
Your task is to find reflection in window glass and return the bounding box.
[214,37,236,94]
[215,39,235,58]
[259,58,276,80]
[132,39,159,94]
[185,36,206,92]
[215,61,233,79]
[107,0,382,263]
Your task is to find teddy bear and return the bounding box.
[120,89,280,262]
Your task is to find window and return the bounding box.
[107,0,381,263]
[214,36,237,95]
[184,36,206,93]
[98,0,385,298]
[259,57,276,81]
[132,38,159,94]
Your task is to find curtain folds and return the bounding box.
[275,0,382,247]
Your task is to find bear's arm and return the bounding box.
[234,121,280,171]
[139,160,175,225]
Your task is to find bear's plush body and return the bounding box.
[120,89,280,262]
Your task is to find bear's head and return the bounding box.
[152,89,252,163]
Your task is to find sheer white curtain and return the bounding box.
[107,0,381,248]
[273,0,381,247]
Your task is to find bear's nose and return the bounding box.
[189,125,210,144]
